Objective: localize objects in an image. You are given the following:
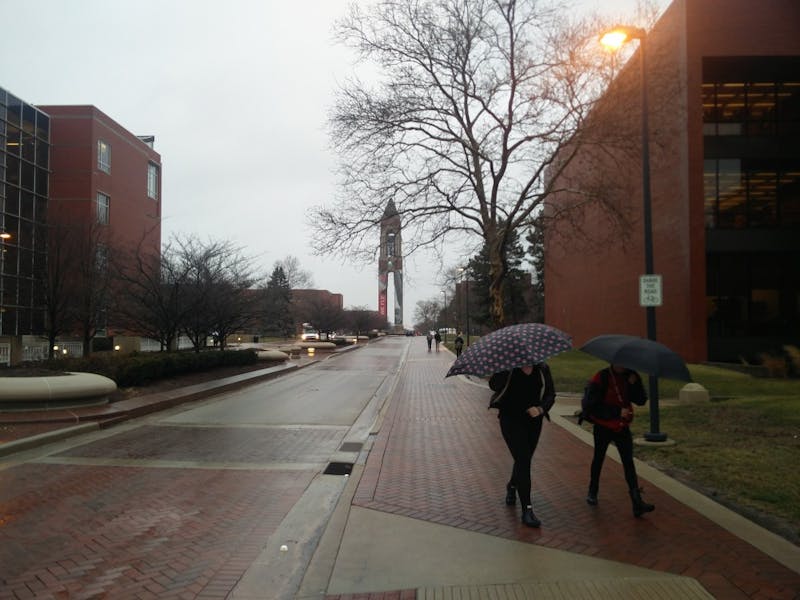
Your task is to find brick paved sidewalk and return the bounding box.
[328,341,800,600]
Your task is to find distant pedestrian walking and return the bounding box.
[434,331,442,352]
[582,364,654,518]
[488,363,555,528]
[426,331,433,352]
[453,333,464,357]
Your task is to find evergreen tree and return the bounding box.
[263,266,294,338]
[525,213,546,322]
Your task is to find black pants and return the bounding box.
[589,425,639,494]
[499,414,543,507]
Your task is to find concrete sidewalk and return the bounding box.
[300,339,800,600]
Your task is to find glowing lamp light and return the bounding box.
[114,345,121,351]
[307,347,315,356]
[600,30,629,50]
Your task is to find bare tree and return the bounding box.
[67,221,113,356]
[274,255,314,289]
[177,236,261,351]
[305,296,346,338]
[114,236,194,352]
[41,220,79,359]
[310,0,614,326]
[413,299,441,333]
[346,305,387,336]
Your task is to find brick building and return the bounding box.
[38,104,162,341]
[544,0,800,363]
[1,87,162,364]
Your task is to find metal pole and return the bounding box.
[465,278,470,346]
[441,291,447,344]
[638,36,666,442]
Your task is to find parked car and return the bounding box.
[301,330,319,341]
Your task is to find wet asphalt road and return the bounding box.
[0,337,409,599]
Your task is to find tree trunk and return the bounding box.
[487,237,508,328]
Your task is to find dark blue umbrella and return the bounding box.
[445,323,572,378]
[580,334,692,381]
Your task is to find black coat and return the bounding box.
[489,364,556,418]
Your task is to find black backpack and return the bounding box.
[578,369,608,425]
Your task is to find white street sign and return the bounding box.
[640,275,663,307]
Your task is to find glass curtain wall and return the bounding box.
[0,87,49,336]
[702,58,800,360]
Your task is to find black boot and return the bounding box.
[505,484,516,506]
[629,487,655,517]
[521,506,541,528]
[586,488,598,506]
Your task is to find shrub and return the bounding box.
[784,345,800,377]
[27,350,259,388]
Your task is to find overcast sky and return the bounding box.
[1,0,664,328]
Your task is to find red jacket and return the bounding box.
[586,368,646,432]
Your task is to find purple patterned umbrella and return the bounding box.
[445,323,572,377]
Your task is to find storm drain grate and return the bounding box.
[324,462,353,476]
[339,442,363,452]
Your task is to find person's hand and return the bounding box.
[527,406,544,418]
[621,407,633,420]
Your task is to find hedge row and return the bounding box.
[32,349,259,388]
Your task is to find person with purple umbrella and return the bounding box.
[488,363,555,528]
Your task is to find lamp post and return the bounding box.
[601,26,666,442]
[440,290,447,343]
[458,267,471,347]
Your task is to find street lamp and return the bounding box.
[601,26,666,442]
[458,267,471,347]
[440,290,447,343]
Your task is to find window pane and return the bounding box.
[778,166,800,226]
[21,161,35,191]
[97,139,111,173]
[36,140,49,169]
[6,125,20,155]
[6,94,22,126]
[147,163,159,199]
[6,155,19,186]
[96,192,110,224]
[20,191,34,220]
[717,159,745,228]
[35,167,48,196]
[746,82,776,136]
[703,160,717,227]
[746,166,777,227]
[36,112,49,142]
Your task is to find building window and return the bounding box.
[147,162,159,199]
[96,192,110,225]
[97,140,111,173]
[704,158,800,229]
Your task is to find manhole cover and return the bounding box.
[324,462,353,476]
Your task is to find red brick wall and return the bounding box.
[39,105,162,336]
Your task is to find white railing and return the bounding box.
[0,343,10,366]
[21,344,48,362]
[52,341,84,358]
